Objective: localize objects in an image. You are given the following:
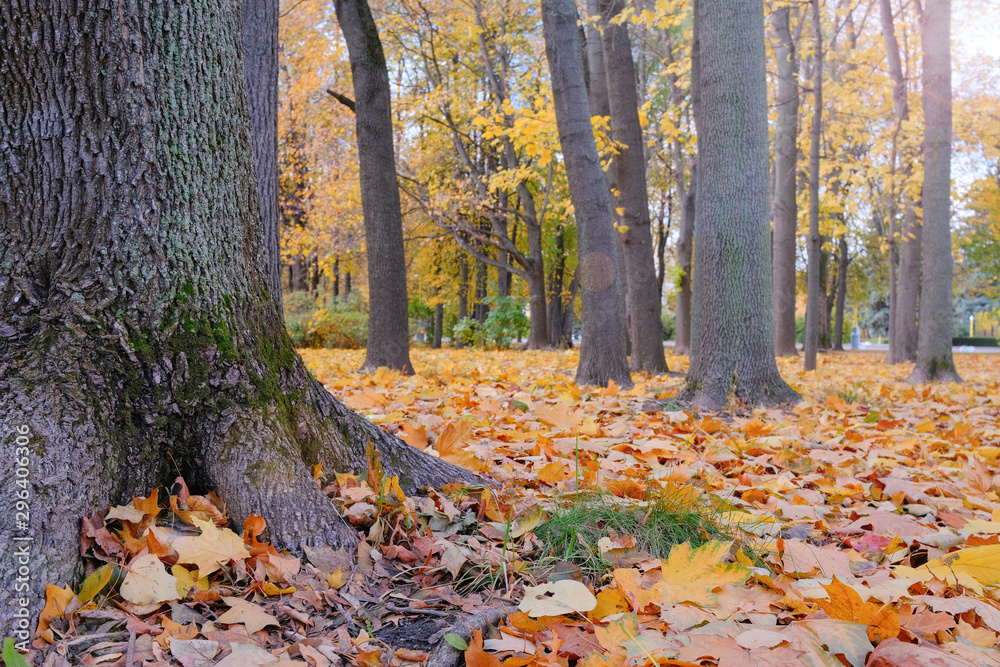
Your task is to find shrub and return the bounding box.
[481,296,530,349]
[953,336,998,347]
[284,293,369,349]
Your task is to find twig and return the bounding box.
[385,604,450,618]
[125,626,136,667]
[333,600,358,634]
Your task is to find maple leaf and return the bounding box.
[216,597,280,635]
[120,553,179,605]
[172,516,250,577]
[36,584,75,640]
[652,541,750,607]
[464,628,502,667]
[816,577,899,643]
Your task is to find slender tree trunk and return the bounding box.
[344,270,352,297]
[681,0,798,409]
[548,225,569,347]
[333,255,341,298]
[880,0,920,364]
[909,0,960,383]
[432,298,443,350]
[520,192,550,349]
[600,0,668,373]
[333,0,414,373]
[818,239,831,349]
[895,202,922,360]
[771,4,800,357]
[833,235,848,351]
[244,0,282,311]
[542,0,632,388]
[803,0,823,372]
[0,0,478,632]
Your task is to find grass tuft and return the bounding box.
[533,486,725,576]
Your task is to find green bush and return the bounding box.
[953,336,998,347]
[661,311,676,341]
[452,297,530,349]
[284,292,369,349]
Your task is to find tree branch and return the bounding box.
[326,89,356,113]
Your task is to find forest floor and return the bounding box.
[22,349,1000,667]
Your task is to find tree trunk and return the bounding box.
[244,0,283,312]
[542,0,632,388]
[909,0,960,383]
[333,0,414,374]
[681,0,799,409]
[600,0,668,374]
[880,0,920,365]
[0,0,478,632]
[803,0,823,372]
[818,239,831,349]
[333,255,341,298]
[548,225,571,347]
[833,235,848,351]
[345,270,352,297]
[771,4,800,357]
[895,202,922,360]
[433,302,444,349]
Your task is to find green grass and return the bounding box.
[533,487,725,577]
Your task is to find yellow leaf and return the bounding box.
[652,541,750,607]
[328,567,348,589]
[217,596,280,635]
[77,564,114,605]
[817,577,899,643]
[121,554,179,605]
[895,544,1000,594]
[172,516,250,577]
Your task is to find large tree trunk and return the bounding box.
[771,4,800,357]
[600,0,668,374]
[542,0,633,388]
[909,0,960,383]
[0,0,478,632]
[244,0,283,312]
[803,0,823,372]
[333,0,414,374]
[681,0,799,409]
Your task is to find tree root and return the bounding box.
[427,605,518,667]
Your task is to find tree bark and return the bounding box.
[833,235,849,351]
[909,0,960,383]
[771,4,800,357]
[880,0,921,364]
[542,0,633,388]
[333,0,414,374]
[803,0,823,372]
[244,0,282,312]
[895,201,922,360]
[0,0,479,633]
[600,0,668,374]
[681,0,799,409]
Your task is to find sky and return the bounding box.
[954,1,1000,61]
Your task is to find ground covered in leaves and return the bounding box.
[21,349,1000,667]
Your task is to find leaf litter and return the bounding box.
[22,348,1000,666]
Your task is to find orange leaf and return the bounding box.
[818,577,899,643]
[465,628,502,667]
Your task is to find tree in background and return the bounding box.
[244,0,283,310]
[542,0,633,388]
[683,0,798,408]
[334,0,414,373]
[770,2,800,358]
[909,0,960,382]
[600,0,669,373]
[803,0,824,371]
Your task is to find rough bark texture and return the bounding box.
[600,0,668,374]
[681,0,799,410]
[803,0,823,372]
[244,0,283,311]
[542,0,632,389]
[771,5,800,357]
[909,0,960,383]
[0,0,479,633]
[333,0,414,374]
